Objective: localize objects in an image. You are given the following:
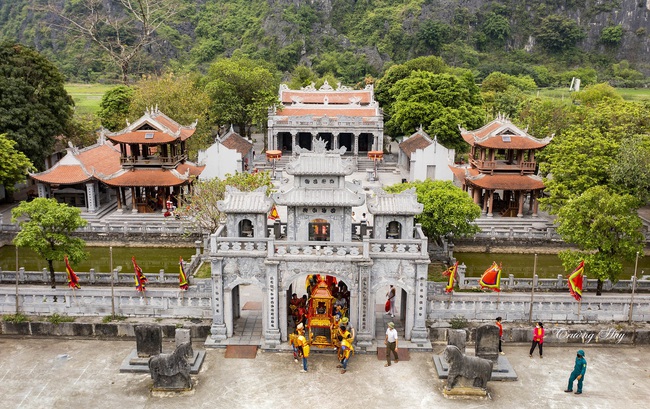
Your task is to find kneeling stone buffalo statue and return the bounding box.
[443,345,493,390]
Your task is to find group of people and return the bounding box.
[496,317,588,395]
[289,317,355,374]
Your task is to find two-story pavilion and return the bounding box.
[208,139,430,349]
[450,115,552,217]
[267,81,384,157]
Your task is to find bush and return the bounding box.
[102,314,127,323]
[450,315,469,329]
[46,313,75,324]
[3,313,29,323]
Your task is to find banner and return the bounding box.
[268,204,279,220]
[179,257,189,290]
[132,256,148,292]
[443,261,459,294]
[64,255,81,290]
[568,260,584,301]
[479,262,502,292]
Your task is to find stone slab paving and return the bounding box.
[1,337,648,408]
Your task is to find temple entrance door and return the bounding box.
[228,284,263,344]
[319,133,333,150]
[359,134,371,152]
[280,133,292,152]
[375,284,406,341]
[339,134,352,152]
[298,133,312,150]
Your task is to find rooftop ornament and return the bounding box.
[266,150,282,179]
[367,150,383,181]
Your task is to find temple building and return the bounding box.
[398,128,455,182]
[31,108,204,214]
[208,139,431,349]
[267,82,384,158]
[198,126,254,180]
[449,115,552,217]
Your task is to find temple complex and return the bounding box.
[31,108,204,214]
[450,115,552,217]
[208,139,430,348]
[266,82,384,157]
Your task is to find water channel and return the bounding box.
[0,245,196,274]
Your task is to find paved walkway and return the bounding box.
[1,337,647,408]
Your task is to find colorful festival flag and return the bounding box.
[132,256,148,292]
[268,204,279,220]
[64,255,81,289]
[568,260,584,301]
[479,262,502,292]
[442,261,459,294]
[179,257,189,290]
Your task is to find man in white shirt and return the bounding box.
[384,321,399,367]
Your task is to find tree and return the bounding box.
[386,71,485,152]
[0,42,75,168]
[536,15,585,52]
[600,25,624,46]
[385,180,481,244]
[571,83,621,106]
[555,186,644,295]
[609,135,650,205]
[202,56,280,137]
[98,85,135,131]
[12,198,87,288]
[177,172,273,233]
[0,134,34,193]
[481,72,537,93]
[417,20,450,54]
[481,12,510,45]
[41,0,181,83]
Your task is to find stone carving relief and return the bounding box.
[223,258,265,289]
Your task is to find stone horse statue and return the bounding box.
[148,342,194,390]
[443,345,493,390]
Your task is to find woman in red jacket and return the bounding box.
[529,322,545,358]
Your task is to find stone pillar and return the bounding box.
[532,190,539,217]
[355,263,373,348]
[517,191,524,218]
[86,182,97,212]
[373,134,379,151]
[353,133,360,157]
[263,261,281,348]
[115,188,122,211]
[311,132,318,148]
[482,191,488,214]
[131,186,137,213]
[410,261,429,343]
[487,190,494,217]
[333,132,339,150]
[291,131,298,156]
[37,183,47,198]
[279,284,288,342]
[210,255,227,340]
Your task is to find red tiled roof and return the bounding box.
[106,130,193,145]
[277,107,379,117]
[102,168,191,187]
[31,143,121,185]
[399,132,432,159]
[450,166,544,190]
[76,144,122,175]
[281,90,372,105]
[177,163,205,177]
[220,132,253,156]
[31,165,93,185]
[461,117,550,149]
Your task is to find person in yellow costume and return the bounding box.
[294,323,309,373]
[336,323,354,374]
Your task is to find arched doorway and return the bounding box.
[298,133,312,150]
[374,284,409,341]
[226,283,264,343]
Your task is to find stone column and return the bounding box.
[210,254,227,341]
[517,191,525,218]
[353,133,360,157]
[131,186,137,213]
[263,261,281,348]
[532,190,539,217]
[86,182,97,212]
[482,191,488,214]
[115,188,122,211]
[291,131,298,156]
[473,187,481,205]
[410,260,429,343]
[355,263,373,348]
[333,132,339,150]
[373,134,379,151]
[37,183,48,198]
[311,132,318,148]
[487,189,494,217]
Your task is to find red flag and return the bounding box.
[179,257,189,290]
[64,255,81,290]
[443,261,458,294]
[568,260,584,301]
[479,262,502,292]
[268,204,279,220]
[132,256,147,292]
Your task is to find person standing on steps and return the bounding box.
[565,350,587,395]
[495,317,504,355]
[529,322,545,358]
[384,322,399,367]
[386,285,396,318]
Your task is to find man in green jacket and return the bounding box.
[564,349,587,394]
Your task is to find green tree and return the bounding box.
[97,85,135,131]
[609,135,650,205]
[555,186,644,295]
[481,12,510,45]
[202,57,280,137]
[65,113,102,149]
[600,25,623,46]
[128,74,212,157]
[12,198,87,288]
[177,171,273,233]
[0,133,34,193]
[417,20,450,54]
[536,15,585,52]
[386,71,484,152]
[385,180,481,244]
[571,83,621,106]
[481,72,537,93]
[0,42,74,169]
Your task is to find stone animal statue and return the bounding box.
[148,342,194,390]
[443,345,493,390]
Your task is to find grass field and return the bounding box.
[534,87,650,102]
[65,83,115,114]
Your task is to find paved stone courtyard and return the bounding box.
[1,337,648,408]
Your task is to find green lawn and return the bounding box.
[535,87,650,102]
[65,83,115,114]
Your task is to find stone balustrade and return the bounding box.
[368,239,425,258]
[271,240,367,258]
[0,279,213,318]
[1,221,192,235]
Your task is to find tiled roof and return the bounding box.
[101,168,191,187]
[31,142,121,185]
[76,144,122,175]
[281,90,373,105]
[450,166,545,190]
[272,182,365,207]
[220,129,253,156]
[31,165,93,185]
[217,186,273,213]
[177,163,205,177]
[460,115,551,150]
[367,188,423,215]
[399,131,432,159]
[285,153,355,176]
[277,107,380,117]
[106,131,181,145]
[105,108,196,145]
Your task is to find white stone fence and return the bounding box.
[0,220,193,235]
[0,254,203,286]
[0,279,213,318]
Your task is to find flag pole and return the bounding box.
[110,246,115,318]
[528,253,537,323]
[15,246,19,314]
[628,251,640,324]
